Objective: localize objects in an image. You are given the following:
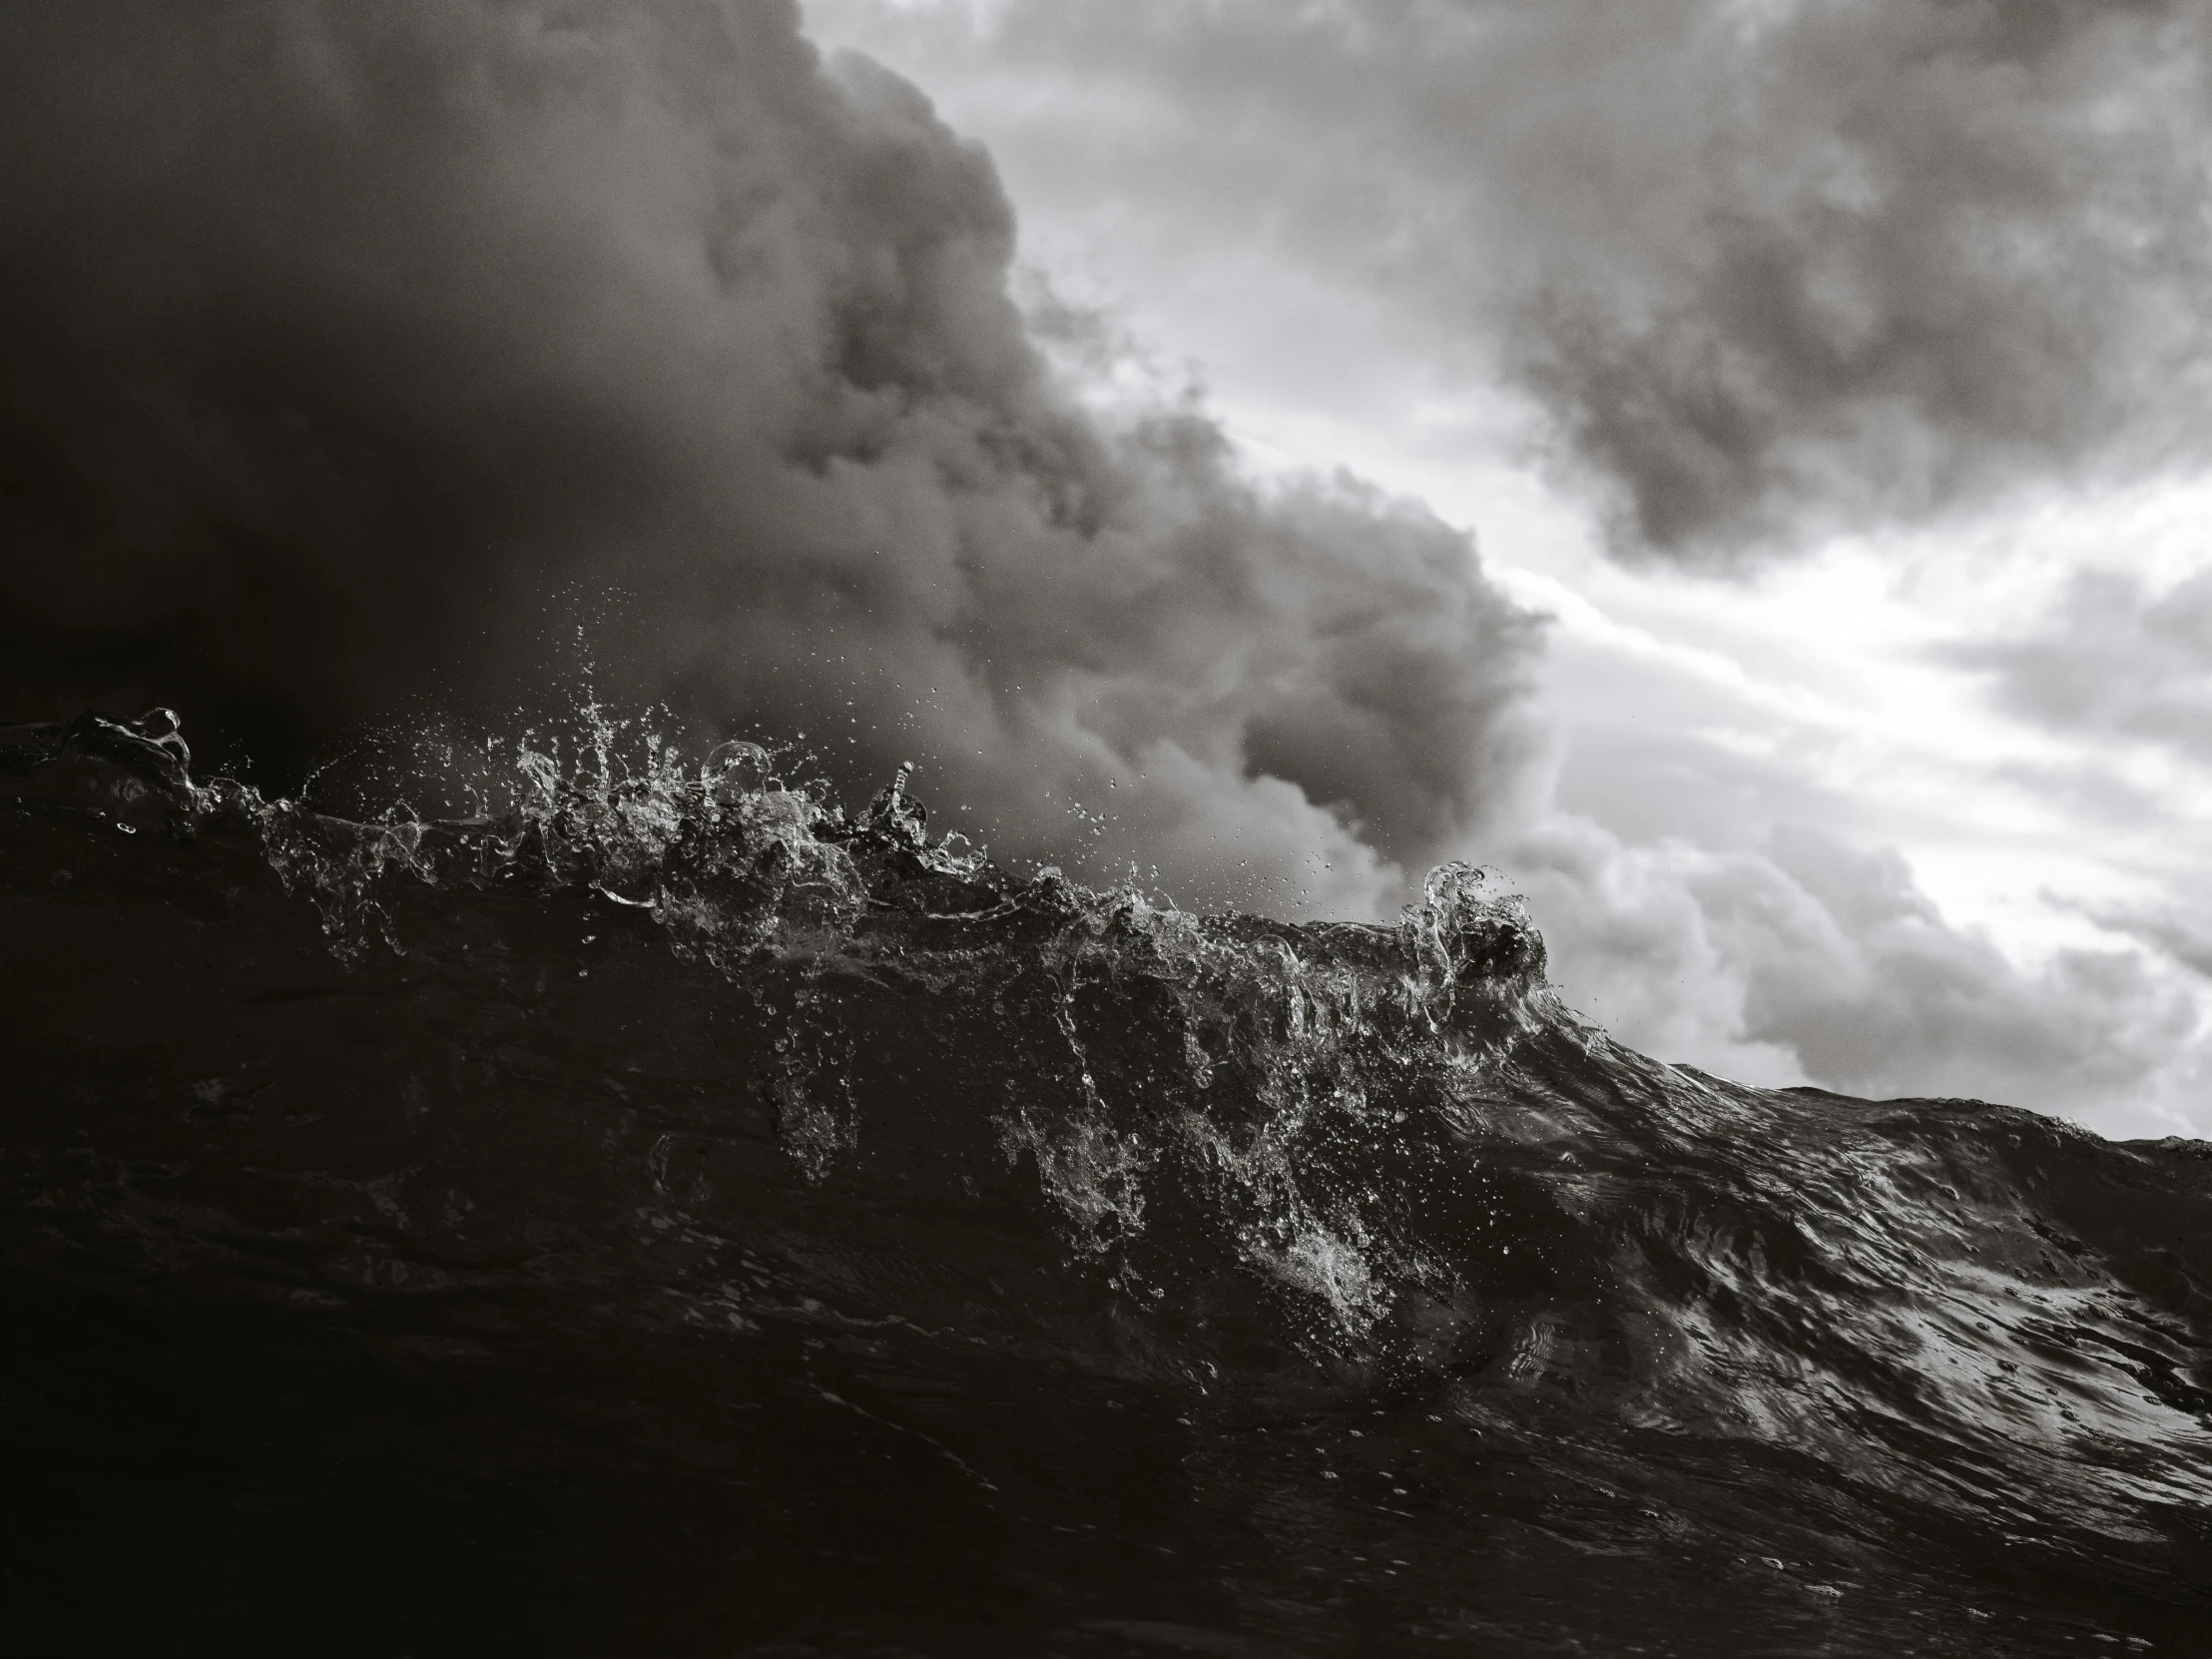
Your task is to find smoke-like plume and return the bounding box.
[0,0,1539,914]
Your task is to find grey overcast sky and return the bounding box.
[4,1,2210,1137]
[799,0,2212,1138]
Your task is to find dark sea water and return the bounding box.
[5,710,2211,1656]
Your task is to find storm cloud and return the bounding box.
[0,0,1540,912]
[820,0,2212,555]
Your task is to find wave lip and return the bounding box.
[4,710,2211,1653]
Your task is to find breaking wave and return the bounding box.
[4,707,2210,1655]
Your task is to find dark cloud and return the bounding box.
[1946,567,2212,763]
[833,0,2212,554]
[0,0,1539,912]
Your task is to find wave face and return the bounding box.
[5,710,2211,1656]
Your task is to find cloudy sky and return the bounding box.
[786,0,2212,1140]
[5,1,2210,1138]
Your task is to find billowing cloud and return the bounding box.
[1508,817,2204,1137]
[0,0,1540,914]
[817,0,2212,555]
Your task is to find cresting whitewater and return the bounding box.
[4,709,2210,1656]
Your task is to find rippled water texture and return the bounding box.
[5,710,2210,1655]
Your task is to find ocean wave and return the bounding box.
[5,707,2210,1654]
